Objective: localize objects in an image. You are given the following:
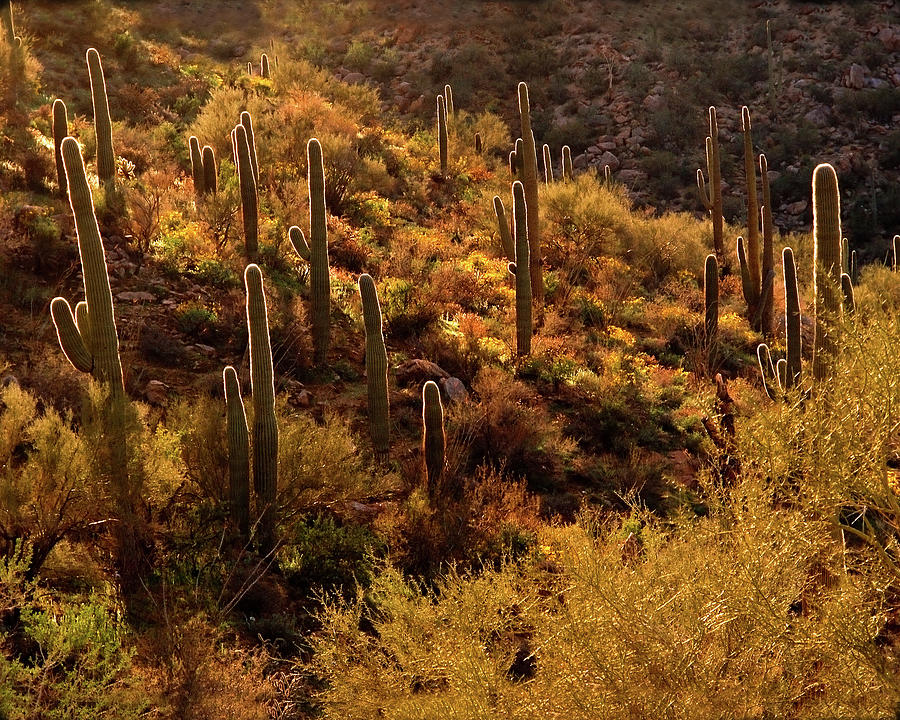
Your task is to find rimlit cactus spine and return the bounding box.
[52,99,68,196]
[358,274,390,461]
[223,366,250,537]
[202,145,217,195]
[812,163,842,382]
[287,138,331,366]
[518,82,543,308]
[235,124,258,257]
[87,48,116,186]
[509,181,532,356]
[422,380,445,497]
[245,264,278,552]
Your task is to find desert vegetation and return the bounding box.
[1,0,899,716]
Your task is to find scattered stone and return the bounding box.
[116,291,156,302]
[394,359,449,386]
[144,380,169,406]
[803,107,830,127]
[598,151,620,171]
[786,200,808,215]
[440,377,468,403]
[344,72,366,85]
[193,343,216,355]
[845,63,867,90]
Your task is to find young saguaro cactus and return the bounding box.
[261,52,270,78]
[235,124,258,258]
[562,145,573,182]
[422,380,445,497]
[492,195,515,262]
[189,135,205,197]
[443,83,454,117]
[290,138,331,366]
[893,234,899,271]
[245,264,278,552]
[358,274,390,461]
[518,82,543,308]
[223,366,250,537]
[509,181,532,356]
[87,48,116,186]
[812,163,843,382]
[697,107,724,266]
[52,99,68,196]
[542,143,553,184]
[437,94,448,176]
[202,145,217,195]
[704,253,718,343]
[474,132,483,154]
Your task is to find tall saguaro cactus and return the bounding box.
[759,153,775,336]
[697,107,724,265]
[87,48,116,186]
[437,94,448,176]
[812,163,842,382]
[235,124,258,258]
[289,138,331,365]
[245,264,278,552]
[202,145,217,195]
[509,181,532,356]
[223,366,250,537]
[52,99,68,196]
[517,82,543,308]
[422,381,445,497]
[358,274,390,461]
[783,246,801,388]
[741,107,761,315]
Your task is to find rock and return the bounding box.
[440,377,468,403]
[193,343,216,355]
[116,291,156,302]
[573,153,588,169]
[878,26,900,52]
[803,107,830,127]
[597,141,617,151]
[615,169,645,185]
[344,72,366,85]
[394,359,450,386]
[144,380,169,406]
[786,200,808,215]
[846,63,867,90]
[642,93,665,112]
[598,151,620,171]
[1,374,19,388]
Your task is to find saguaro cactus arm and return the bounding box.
[493,195,515,262]
[52,100,68,196]
[240,111,260,185]
[87,48,116,186]
[518,82,543,307]
[50,298,93,373]
[223,365,250,537]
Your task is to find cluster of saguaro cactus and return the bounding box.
[735,108,776,335]
[233,122,258,257]
[289,138,331,366]
[509,181,532,356]
[87,48,116,186]
[812,163,843,382]
[517,82,542,309]
[437,94,448,176]
[358,274,390,461]
[223,365,250,536]
[245,264,279,552]
[52,99,68,196]
[697,106,724,266]
[422,380,445,497]
[704,254,718,343]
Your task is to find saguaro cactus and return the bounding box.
[514,137,524,176]
[240,111,259,185]
[189,135,205,197]
[422,380,445,497]
[474,132,483,154]
[223,366,250,537]
[759,154,775,336]
[235,124,258,257]
[443,83,454,117]
[741,107,761,316]
[562,145,573,182]
[358,274,390,461]
[52,99,68,196]
[841,273,855,314]
[87,48,116,186]
[518,82,543,308]
[812,163,843,382]
[783,246,801,388]
[1,1,15,45]
[289,138,331,365]
[509,181,532,356]
[704,253,718,343]
[893,235,899,271]
[202,145,217,195]
[697,107,724,265]
[437,94,448,176]
[493,195,515,262]
[261,52,270,78]
[245,264,278,552]
[542,143,553,184]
